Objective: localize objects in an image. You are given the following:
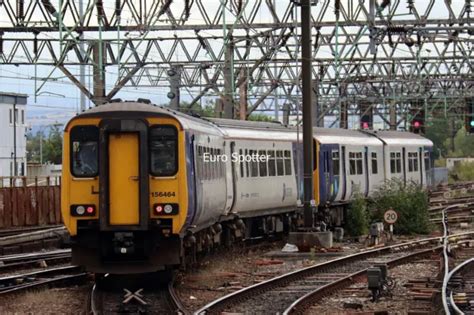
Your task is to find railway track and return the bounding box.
[196,233,474,315]
[0,249,71,272]
[89,275,190,315]
[0,265,87,295]
[0,225,64,238]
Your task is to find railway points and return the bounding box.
[0,0,473,313]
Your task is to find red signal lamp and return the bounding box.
[155,205,163,214]
[86,206,95,214]
[362,122,369,129]
[413,121,421,128]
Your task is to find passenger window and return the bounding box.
[276,151,284,176]
[239,149,244,177]
[356,152,363,175]
[250,150,259,177]
[390,152,402,174]
[203,147,209,180]
[259,150,267,177]
[71,125,99,177]
[371,152,378,174]
[268,150,276,176]
[284,150,292,176]
[332,151,340,176]
[349,152,356,175]
[196,145,202,178]
[244,149,249,177]
[150,126,178,176]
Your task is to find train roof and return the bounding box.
[364,130,433,147]
[312,127,383,146]
[206,117,297,141]
[70,102,222,134]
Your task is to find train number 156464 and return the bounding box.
[151,191,176,198]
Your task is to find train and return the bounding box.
[61,100,434,274]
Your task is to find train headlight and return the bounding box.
[153,203,179,215]
[76,206,85,215]
[70,205,96,217]
[164,204,173,214]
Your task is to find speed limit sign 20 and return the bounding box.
[384,209,398,224]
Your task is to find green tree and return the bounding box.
[26,131,42,163]
[42,125,63,164]
[424,117,450,159]
[446,128,474,157]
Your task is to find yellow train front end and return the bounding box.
[61,104,189,274]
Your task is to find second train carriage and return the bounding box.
[61,101,433,273]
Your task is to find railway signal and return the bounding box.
[167,67,181,110]
[466,98,474,134]
[360,114,372,130]
[409,108,425,134]
[359,103,373,130]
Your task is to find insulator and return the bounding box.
[416,33,421,46]
[246,34,250,48]
[0,32,3,55]
[407,0,414,13]
[237,0,243,14]
[17,0,24,20]
[41,0,56,15]
[334,0,340,18]
[466,0,471,13]
[96,0,105,18]
[184,0,190,19]
[33,33,38,56]
[319,65,325,76]
[387,26,407,34]
[115,0,121,17]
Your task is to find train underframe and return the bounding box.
[71,206,347,274]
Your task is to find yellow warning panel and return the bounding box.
[109,133,140,225]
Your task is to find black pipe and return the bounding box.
[301,0,314,227]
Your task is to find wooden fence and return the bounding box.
[0,177,62,228]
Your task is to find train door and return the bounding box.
[402,147,407,184]
[108,133,140,225]
[341,146,347,200]
[364,146,369,197]
[330,149,340,201]
[227,141,237,213]
[419,147,423,186]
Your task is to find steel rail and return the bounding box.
[445,257,474,315]
[89,276,190,315]
[195,232,474,314]
[168,280,192,315]
[0,265,86,295]
[283,245,444,314]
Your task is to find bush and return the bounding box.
[449,161,474,182]
[369,179,431,235]
[345,193,369,236]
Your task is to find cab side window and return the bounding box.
[71,126,99,177]
[150,126,178,176]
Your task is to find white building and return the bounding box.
[0,92,28,178]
